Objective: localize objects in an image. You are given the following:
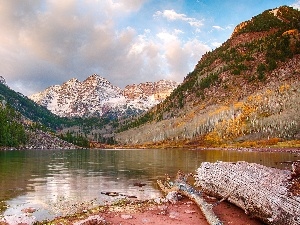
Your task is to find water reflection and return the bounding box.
[0,148,298,222]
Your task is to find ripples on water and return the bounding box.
[0,148,298,223]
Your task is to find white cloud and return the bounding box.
[0,0,209,95]
[154,9,203,28]
[212,25,233,31]
[291,0,300,9]
[211,42,222,48]
[154,9,186,21]
[156,29,210,80]
[0,0,152,94]
[108,0,147,14]
[156,31,178,42]
[212,25,224,30]
[91,0,147,17]
[174,29,184,35]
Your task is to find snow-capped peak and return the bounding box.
[29,75,179,118]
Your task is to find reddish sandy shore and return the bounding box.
[47,196,264,225]
[102,200,263,225]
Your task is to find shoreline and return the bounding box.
[1,139,300,153]
[98,146,300,154]
[36,157,299,225]
[36,195,264,225]
[1,146,299,224]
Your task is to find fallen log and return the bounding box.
[195,161,300,225]
[157,171,223,225]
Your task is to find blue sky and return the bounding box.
[0,0,299,95]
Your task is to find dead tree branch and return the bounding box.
[157,171,223,225]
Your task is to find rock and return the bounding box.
[121,214,133,219]
[291,161,300,179]
[153,197,168,204]
[158,205,168,211]
[184,209,196,214]
[166,191,181,204]
[73,215,105,225]
[24,129,78,150]
[0,214,36,225]
[169,211,179,219]
[133,182,146,187]
[101,191,119,197]
[21,207,36,213]
[141,218,151,223]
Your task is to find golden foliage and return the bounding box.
[276,140,300,148]
[279,84,290,93]
[210,83,295,143]
[282,29,299,36]
[204,131,223,146]
[238,138,282,147]
[208,105,230,117]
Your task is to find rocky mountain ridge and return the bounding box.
[30,74,179,118]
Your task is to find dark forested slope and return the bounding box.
[0,83,65,130]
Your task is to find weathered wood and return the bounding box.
[157,171,223,225]
[195,161,300,225]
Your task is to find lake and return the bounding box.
[0,148,299,223]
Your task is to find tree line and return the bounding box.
[0,103,27,147]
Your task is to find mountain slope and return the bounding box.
[0,79,65,130]
[116,6,300,146]
[0,80,80,149]
[0,101,27,147]
[30,74,179,118]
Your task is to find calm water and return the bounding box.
[0,148,299,223]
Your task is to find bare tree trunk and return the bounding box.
[157,171,223,225]
[195,161,300,225]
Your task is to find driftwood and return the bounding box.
[195,161,300,225]
[157,171,223,225]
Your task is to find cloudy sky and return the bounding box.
[1,0,299,96]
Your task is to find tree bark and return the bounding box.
[157,171,223,225]
[195,161,300,225]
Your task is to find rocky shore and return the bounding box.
[35,195,263,225]
[37,159,299,225]
[25,130,79,150]
[0,129,79,150]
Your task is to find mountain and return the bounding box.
[0,74,179,146]
[30,75,123,117]
[115,6,300,147]
[0,81,80,149]
[0,78,65,130]
[123,79,179,110]
[29,74,179,118]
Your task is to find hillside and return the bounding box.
[0,98,78,150]
[0,79,83,149]
[0,101,27,147]
[28,74,178,144]
[115,6,300,147]
[0,74,179,147]
[0,80,65,130]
